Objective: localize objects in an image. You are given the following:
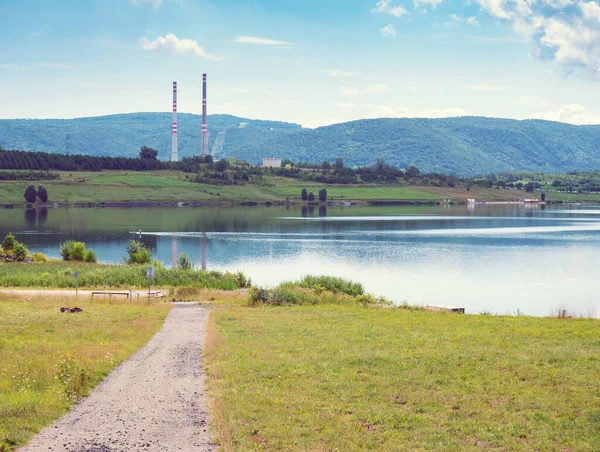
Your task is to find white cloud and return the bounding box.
[474,0,600,76]
[371,105,469,118]
[325,69,354,77]
[141,33,224,61]
[340,86,363,96]
[414,0,445,8]
[131,0,161,9]
[372,0,409,17]
[380,24,397,37]
[234,36,293,46]
[465,83,509,91]
[529,104,600,124]
[447,14,480,27]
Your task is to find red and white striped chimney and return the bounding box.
[171,81,178,162]
[201,73,208,156]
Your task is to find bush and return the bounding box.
[31,252,48,263]
[13,242,28,261]
[38,185,49,203]
[24,185,37,203]
[294,275,364,296]
[126,240,151,265]
[2,233,16,251]
[84,249,97,263]
[70,242,86,261]
[178,253,193,270]
[60,240,75,260]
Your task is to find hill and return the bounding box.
[233,117,600,176]
[2,114,600,175]
[0,113,301,161]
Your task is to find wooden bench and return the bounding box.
[91,291,131,299]
[426,305,465,314]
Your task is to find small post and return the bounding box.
[73,272,79,298]
[146,266,155,305]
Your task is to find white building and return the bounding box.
[262,158,282,168]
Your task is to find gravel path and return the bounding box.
[20,303,215,452]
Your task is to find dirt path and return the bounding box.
[20,303,215,452]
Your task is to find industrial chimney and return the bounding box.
[201,73,208,157]
[171,81,178,162]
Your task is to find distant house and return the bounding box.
[262,158,282,168]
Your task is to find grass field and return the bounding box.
[419,185,600,203]
[207,303,600,451]
[0,295,170,450]
[0,171,442,204]
[0,261,249,290]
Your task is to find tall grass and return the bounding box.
[286,275,364,296]
[0,261,250,290]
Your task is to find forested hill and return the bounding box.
[2,114,600,175]
[0,113,301,161]
[233,117,600,176]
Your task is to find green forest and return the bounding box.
[2,114,600,176]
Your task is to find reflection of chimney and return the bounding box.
[171,82,178,162]
[171,235,177,268]
[201,73,208,156]
[201,232,207,270]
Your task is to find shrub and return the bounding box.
[70,242,86,261]
[178,253,193,270]
[249,286,270,306]
[235,271,251,288]
[295,275,364,296]
[13,242,28,261]
[31,252,48,263]
[84,249,97,263]
[126,240,151,265]
[24,185,37,203]
[60,240,75,260]
[2,232,16,251]
[38,185,49,203]
[308,192,315,202]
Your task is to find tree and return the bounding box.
[334,158,344,172]
[281,158,294,167]
[301,188,308,201]
[24,185,37,203]
[38,185,48,203]
[541,192,546,202]
[308,192,315,202]
[322,161,331,171]
[319,188,327,202]
[2,233,16,251]
[405,165,420,178]
[139,146,158,160]
[525,181,534,193]
[126,240,151,265]
[215,159,229,172]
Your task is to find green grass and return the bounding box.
[207,304,600,451]
[0,171,441,204]
[0,261,250,290]
[0,296,170,450]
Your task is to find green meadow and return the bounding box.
[207,302,600,451]
[0,296,170,450]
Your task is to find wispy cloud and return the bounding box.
[131,0,162,9]
[529,104,600,125]
[325,69,354,77]
[465,83,509,91]
[372,0,409,17]
[380,24,397,37]
[234,36,293,46]
[414,0,445,8]
[340,86,364,96]
[0,63,20,69]
[446,14,479,27]
[141,33,224,61]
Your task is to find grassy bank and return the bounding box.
[207,303,600,450]
[0,261,249,290]
[0,295,170,450]
[0,170,442,204]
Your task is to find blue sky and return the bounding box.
[1,0,600,127]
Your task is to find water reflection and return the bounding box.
[24,208,37,228]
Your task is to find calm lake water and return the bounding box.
[1,203,599,317]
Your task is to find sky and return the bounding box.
[1,0,600,128]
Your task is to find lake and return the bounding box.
[1,203,599,317]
